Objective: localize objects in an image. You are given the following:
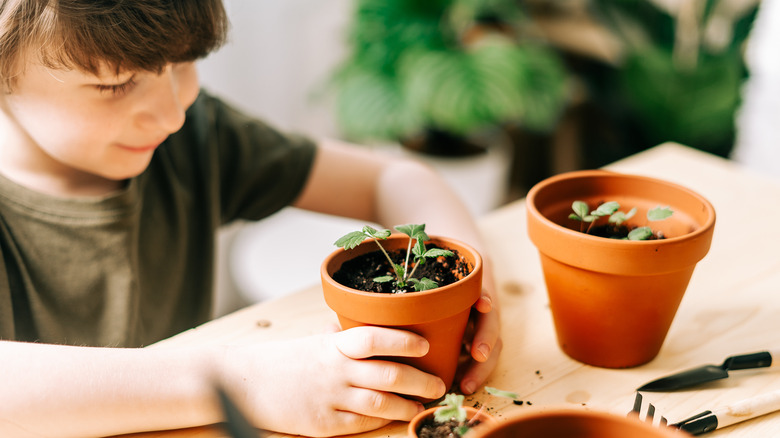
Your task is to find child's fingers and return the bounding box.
[470,304,500,362]
[334,387,425,422]
[322,411,393,437]
[334,326,429,359]
[474,292,493,313]
[459,337,503,395]
[345,359,445,401]
[320,322,341,334]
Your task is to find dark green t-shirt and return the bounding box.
[0,90,316,347]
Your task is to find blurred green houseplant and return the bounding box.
[583,0,759,159]
[329,0,569,156]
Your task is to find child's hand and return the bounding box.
[217,326,446,437]
[456,279,503,395]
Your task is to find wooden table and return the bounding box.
[119,143,780,437]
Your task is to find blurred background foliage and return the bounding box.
[582,0,759,160]
[328,0,760,195]
[329,0,569,156]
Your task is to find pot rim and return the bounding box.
[526,170,716,274]
[321,234,484,324]
[527,170,716,246]
[408,406,496,438]
[466,405,684,437]
[321,234,483,299]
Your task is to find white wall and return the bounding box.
[197,0,352,137]
[732,1,780,180]
[199,0,358,317]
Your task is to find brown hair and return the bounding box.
[0,0,229,89]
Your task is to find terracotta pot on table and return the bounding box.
[321,235,483,398]
[468,407,686,438]
[526,170,716,368]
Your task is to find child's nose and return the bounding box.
[138,66,189,134]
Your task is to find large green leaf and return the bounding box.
[334,68,423,141]
[620,48,742,149]
[399,38,566,135]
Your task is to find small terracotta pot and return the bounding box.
[408,406,497,438]
[468,407,685,438]
[526,170,716,368]
[321,235,483,396]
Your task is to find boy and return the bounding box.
[0,1,501,437]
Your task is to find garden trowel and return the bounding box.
[638,349,780,392]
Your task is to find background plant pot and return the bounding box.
[321,235,483,395]
[526,170,716,368]
[468,407,684,438]
[408,406,497,438]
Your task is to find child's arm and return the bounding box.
[293,139,502,395]
[0,327,443,437]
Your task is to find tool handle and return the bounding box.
[713,389,780,429]
[722,349,780,370]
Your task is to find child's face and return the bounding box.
[0,60,199,192]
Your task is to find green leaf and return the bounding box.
[393,264,406,279]
[363,226,391,239]
[609,207,636,225]
[571,201,589,219]
[455,425,470,436]
[591,201,620,217]
[412,239,427,259]
[414,230,430,242]
[411,277,438,291]
[569,213,582,221]
[396,224,426,239]
[373,276,394,283]
[423,248,454,259]
[485,386,519,399]
[648,206,674,221]
[334,231,369,250]
[628,226,653,240]
[435,394,466,423]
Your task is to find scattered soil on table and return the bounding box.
[416,416,483,438]
[332,245,472,293]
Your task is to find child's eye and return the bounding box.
[95,76,137,96]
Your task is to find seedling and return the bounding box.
[569,201,673,240]
[432,393,480,437]
[334,224,454,292]
[485,386,519,400]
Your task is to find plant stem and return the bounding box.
[372,238,398,280]
[403,237,413,281]
[406,260,421,281]
[466,405,487,427]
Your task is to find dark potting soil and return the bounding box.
[416,416,482,438]
[589,224,666,240]
[332,245,472,294]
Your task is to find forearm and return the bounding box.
[373,158,497,299]
[374,158,484,249]
[0,340,222,438]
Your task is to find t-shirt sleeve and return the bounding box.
[168,90,317,224]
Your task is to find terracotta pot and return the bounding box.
[408,406,497,438]
[526,170,716,368]
[321,235,483,396]
[468,407,685,438]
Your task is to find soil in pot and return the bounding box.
[588,224,666,240]
[332,244,473,294]
[415,416,485,438]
